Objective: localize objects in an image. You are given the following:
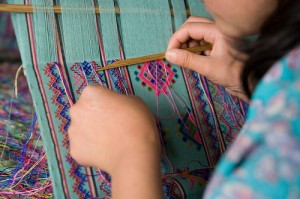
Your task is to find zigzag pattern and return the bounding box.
[71,61,107,94]
[188,71,247,165]
[71,63,86,94]
[208,83,246,144]
[188,71,221,165]
[65,154,90,198]
[44,62,90,199]
[109,68,131,94]
[71,61,113,196]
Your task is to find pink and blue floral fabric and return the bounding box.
[204,45,300,199]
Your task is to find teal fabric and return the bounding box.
[205,45,300,199]
[8,0,66,196]
[8,1,247,198]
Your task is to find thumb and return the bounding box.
[165,49,214,77]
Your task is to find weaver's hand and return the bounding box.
[68,86,163,199]
[166,16,248,102]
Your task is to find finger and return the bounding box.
[178,16,214,31]
[185,16,214,24]
[68,124,75,138]
[188,40,201,55]
[204,50,211,56]
[199,40,206,45]
[188,40,199,48]
[81,85,99,98]
[198,40,210,55]
[69,104,78,120]
[166,49,215,77]
[80,85,112,105]
[167,23,218,50]
[181,43,188,49]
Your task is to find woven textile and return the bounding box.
[8,1,248,198]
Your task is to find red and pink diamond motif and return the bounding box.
[138,60,175,96]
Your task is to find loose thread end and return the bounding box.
[14,65,24,99]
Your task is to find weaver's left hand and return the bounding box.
[68,85,161,174]
[68,86,164,198]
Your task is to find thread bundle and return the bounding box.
[0,63,53,198]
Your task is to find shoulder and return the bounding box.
[244,44,300,165]
[247,44,300,123]
[204,45,300,199]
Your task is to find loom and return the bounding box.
[1,1,247,198]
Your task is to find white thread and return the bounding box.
[14,65,24,99]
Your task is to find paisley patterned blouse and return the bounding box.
[204,45,300,199]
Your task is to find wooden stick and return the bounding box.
[96,44,212,72]
[0,4,117,14]
[0,4,191,16]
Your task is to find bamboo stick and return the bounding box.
[0,4,191,16]
[0,4,117,14]
[96,44,212,71]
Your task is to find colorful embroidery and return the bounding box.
[183,168,212,188]
[208,84,244,143]
[45,62,72,148]
[71,61,106,94]
[136,60,177,96]
[45,62,90,199]
[176,110,203,151]
[97,170,112,195]
[163,177,185,199]
[184,71,222,166]
[72,61,114,196]
[107,60,132,94]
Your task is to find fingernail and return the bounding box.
[166,49,177,61]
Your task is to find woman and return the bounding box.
[68,0,300,198]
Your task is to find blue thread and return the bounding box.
[107,60,130,94]
[49,63,90,198]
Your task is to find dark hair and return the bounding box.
[241,0,300,97]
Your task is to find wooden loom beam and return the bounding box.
[0,4,191,16]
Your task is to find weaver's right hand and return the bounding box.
[166,16,249,102]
